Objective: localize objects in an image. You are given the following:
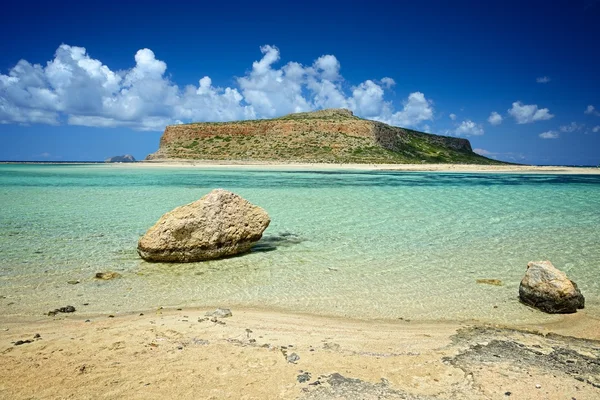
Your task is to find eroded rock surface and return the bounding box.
[519,261,585,313]
[138,189,270,262]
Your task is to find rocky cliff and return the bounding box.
[146,109,501,164]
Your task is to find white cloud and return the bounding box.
[593,126,600,133]
[455,120,484,136]
[473,148,526,162]
[559,122,584,133]
[348,80,385,117]
[585,105,600,116]
[539,130,559,139]
[487,111,503,125]
[449,113,456,120]
[536,76,551,83]
[0,44,435,131]
[372,92,434,128]
[508,101,554,124]
[473,148,492,156]
[380,77,395,89]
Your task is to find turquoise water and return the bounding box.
[1,164,599,324]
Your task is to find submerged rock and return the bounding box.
[137,189,270,262]
[95,271,121,280]
[476,279,503,286]
[519,261,585,313]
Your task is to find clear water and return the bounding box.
[1,164,599,324]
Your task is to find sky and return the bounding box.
[1,0,599,165]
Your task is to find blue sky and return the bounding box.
[1,0,599,165]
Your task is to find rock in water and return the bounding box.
[519,261,585,313]
[95,271,121,280]
[137,189,270,262]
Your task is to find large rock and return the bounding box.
[138,189,270,262]
[519,261,585,313]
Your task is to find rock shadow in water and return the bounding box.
[252,232,304,253]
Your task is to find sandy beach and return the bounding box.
[1,307,599,399]
[131,160,600,174]
[1,162,599,399]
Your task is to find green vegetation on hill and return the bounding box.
[147,109,505,164]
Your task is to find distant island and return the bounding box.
[146,109,503,164]
[105,154,136,163]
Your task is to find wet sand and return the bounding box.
[1,307,599,399]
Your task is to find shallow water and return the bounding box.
[1,164,599,323]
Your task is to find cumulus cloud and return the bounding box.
[585,105,600,116]
[508,101,554,124]
[536,76,551,83]
[593,126,600,133]
[373,92,434,127]
[539,130,559,139]
[0,44,434,131]
[455,120,484,136]
[449,113,456,120]
[559,122,584,133]
[487,111,503,125]
[380,77,396,88]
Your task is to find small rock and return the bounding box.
[205,308,232,318]
[287,353,300,363]
[535,384,541,389]
[47,305,76,316]
[505,392,511,396]
[14,339,33,346]
[67,280,80,285]
[297,372,311,383]
[95,271,121,280]
[33,333,41,339]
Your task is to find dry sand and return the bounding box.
[1,307,599,399]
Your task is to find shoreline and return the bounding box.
[125,160,600,174]
[1,306,599,399]
[3,160,600,174]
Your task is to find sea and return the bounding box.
[1,163,599,324]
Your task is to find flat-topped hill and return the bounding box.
[146,109,502,164]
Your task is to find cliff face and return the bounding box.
[147,109,498,164]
